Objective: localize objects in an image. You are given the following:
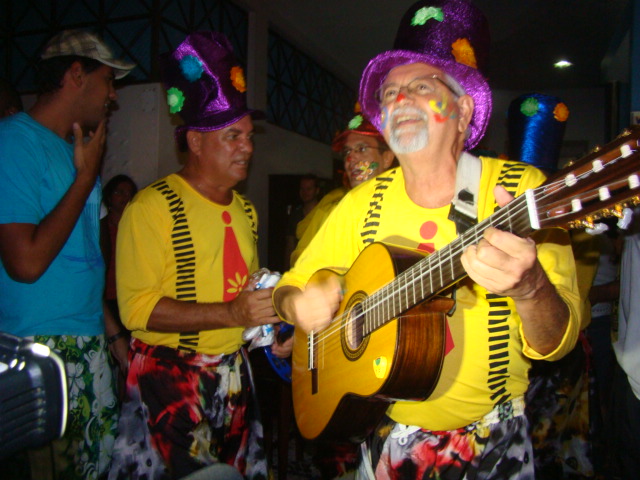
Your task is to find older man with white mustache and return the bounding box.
[274,1,581,479]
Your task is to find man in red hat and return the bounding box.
[274,1,581,478]
[289,112,395,267]
[110,32,273,480]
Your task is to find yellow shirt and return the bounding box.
[291,187,348,266]
[276,157,581,430]
[117,174,259,355]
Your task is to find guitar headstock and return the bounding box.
[535,126,640,230]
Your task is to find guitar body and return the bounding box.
[292,242,449,442]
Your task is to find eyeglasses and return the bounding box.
[340,145,385,159]
[376,75,459,106]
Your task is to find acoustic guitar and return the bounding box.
[291,126,640,443]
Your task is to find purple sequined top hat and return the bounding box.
[359,0,492,150]
[159,31,263,149]
[507,93,569,172]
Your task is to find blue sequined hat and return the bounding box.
[507,93,569,172]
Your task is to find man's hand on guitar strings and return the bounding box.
[460,184,546,300]
[460,226,544,300]
[289,276,343,335]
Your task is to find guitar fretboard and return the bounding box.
[362,193,535,336]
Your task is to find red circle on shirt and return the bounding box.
[420,221,437,240]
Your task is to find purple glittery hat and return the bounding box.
[359,0,492,150]
[159,31,263,149]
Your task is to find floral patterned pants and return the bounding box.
[357,397,533,480]
[108,339,267,480]
[33,334,120,480]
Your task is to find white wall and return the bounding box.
[244,122,333,263]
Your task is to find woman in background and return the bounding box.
[101,174,137,397]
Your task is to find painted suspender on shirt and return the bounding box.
[487,160,527,405]
[360,157,527,409]
[151,180,259,353]
[152,179,199,352]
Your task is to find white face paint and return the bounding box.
[387,105,429,154]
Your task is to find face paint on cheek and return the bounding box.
[380,105,390,130]
[352,160,375,180]
[428,95,458,123]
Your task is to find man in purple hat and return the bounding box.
[274,1,581,478]
[109,32,272,480]
[0,29,134,479]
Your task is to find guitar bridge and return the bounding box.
[307,330,314,369]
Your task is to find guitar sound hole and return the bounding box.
[345,302,364,350]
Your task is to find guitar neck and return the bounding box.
[363,193,534,335]
[362,126,640,336]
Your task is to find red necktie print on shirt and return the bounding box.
[417,220,454,355]
[222,210,249,302]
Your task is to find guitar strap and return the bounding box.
[448,152,482,234]
[445,153,481,315]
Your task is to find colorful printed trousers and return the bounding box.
[357,397,533,480]
[33,334,119,480]
[108,339,267,480]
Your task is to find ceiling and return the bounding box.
[259,0,631,92]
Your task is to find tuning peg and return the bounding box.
[592,159,604,172]
[571,198,582,212]
[598,187,611,201]
[629,174,640,189]
[621,144,634,158]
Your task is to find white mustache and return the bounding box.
[389,106,428,127]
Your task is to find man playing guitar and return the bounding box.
[273,1,582,479]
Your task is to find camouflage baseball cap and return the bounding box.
[41,29,135,79]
